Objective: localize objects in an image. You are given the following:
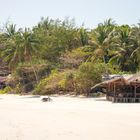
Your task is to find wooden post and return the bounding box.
[114,83,116,96]
[106,84,109,100]
[134,84,136,98]
[108,83,110,93]
[114,83,116,102]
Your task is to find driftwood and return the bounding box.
[41,96,52,102]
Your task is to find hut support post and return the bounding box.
[134,84,136,98]
[113,83,116,102]
[107,84,109,100]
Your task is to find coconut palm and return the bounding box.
[1,24,22,69]
[130,23,140,69]
[109,25,137,72]
[89,19,116,63]
[1,27,40,82]
[20,28,41,82]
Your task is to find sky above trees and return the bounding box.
[0,0,140,28]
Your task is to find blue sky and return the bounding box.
[0,0,140,29]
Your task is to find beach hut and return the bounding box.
[92,73,140,102]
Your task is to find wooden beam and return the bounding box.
[114,83,116,97]
[134,84,136,98]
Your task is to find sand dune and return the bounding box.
[0,94,140,140]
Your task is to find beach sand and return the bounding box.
[0,94,140,140]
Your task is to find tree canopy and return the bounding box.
[0,18,140,95]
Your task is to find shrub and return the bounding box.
[34,62,106,95]
[0,86,12,94]
[34,70,76,95]
[74,62,106,95]
[14,61,51,93]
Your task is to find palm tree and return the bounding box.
[109,25,137,72]
[2,23,17,38]
[1,24,22,69]
[89,19,116,63]
[130,23,140,70]
[18,28,40,83]
[78,28,89,46]
[1,27,40,83]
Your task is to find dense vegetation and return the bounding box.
[0,18,140,95]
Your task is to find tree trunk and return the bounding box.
[29,56,39,84]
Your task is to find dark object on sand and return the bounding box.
[41,96,52,102]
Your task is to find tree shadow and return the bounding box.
[95,98,108,101]
[19,95,41,99]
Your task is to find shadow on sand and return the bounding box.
[19,95,41,99]
[95,98,108,101]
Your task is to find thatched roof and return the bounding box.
[91,77,124,90]
[102,74,138,85]
[91,73,140,91]
[126,72,140,84]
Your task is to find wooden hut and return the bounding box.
[92,73,140,103]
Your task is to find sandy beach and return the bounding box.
[0,94,140,140]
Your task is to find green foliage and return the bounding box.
[74,62,106,95]
[1,18,140,95]
[0,86,12,94]
[79,28,89,46]
[34,69,76,95]
[60,47,91,68]
[14,83,22,94]
[34,62,106,95]
[33,17,82,63]
[14,61,51,93]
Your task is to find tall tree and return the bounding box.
[1,27,40,82]
[130,23,140,70]
[89,19,116,63]
[109,25,137,72]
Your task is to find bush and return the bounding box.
[34,70,76,95]
[14,61,51,93]
[0,86,12,94]
[34,62,106,95]
[74,62,106,95]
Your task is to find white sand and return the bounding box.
[0,95,140,140]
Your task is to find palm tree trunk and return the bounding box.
[29,56,39,84]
